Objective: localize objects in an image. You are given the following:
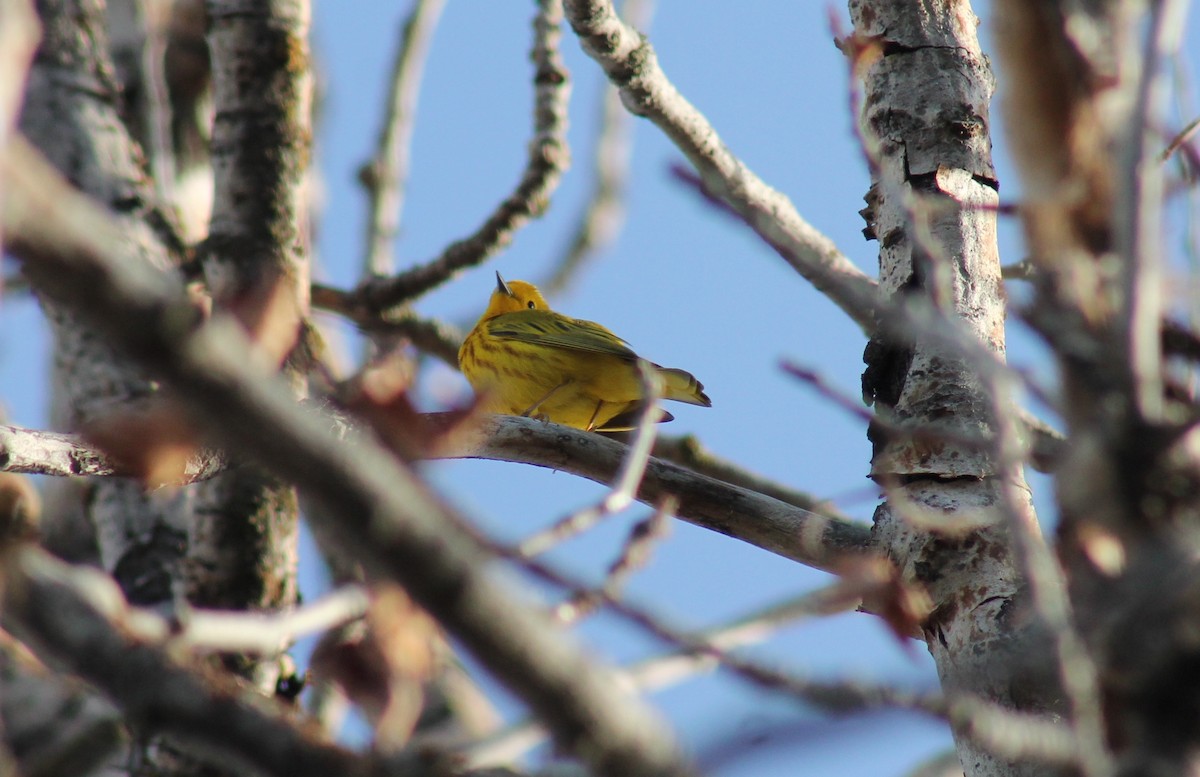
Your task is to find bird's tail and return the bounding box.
[657,367,712,407]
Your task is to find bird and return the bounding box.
[459,272,711,432]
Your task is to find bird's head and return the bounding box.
[483,272,551,318]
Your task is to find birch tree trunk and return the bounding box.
[852,2,1062,775]
[13,1,308,774]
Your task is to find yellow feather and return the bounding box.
[459,273,711,432]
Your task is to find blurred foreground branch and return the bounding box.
[1,133,692,777]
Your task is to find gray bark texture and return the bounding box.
[851,3,1055,775]
[8,0,305,775]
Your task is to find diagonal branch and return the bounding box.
[542,0,654,294]
[360,0,446,280]
[561,0,880,334]
[3,548,378,777]
[442,414,872,573]
[0,413,872,575]
[357,0,571,311]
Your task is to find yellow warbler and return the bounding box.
[459,273,711,432]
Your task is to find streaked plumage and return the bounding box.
[459,273,711,432]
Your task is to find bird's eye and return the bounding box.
[527,301,535,309]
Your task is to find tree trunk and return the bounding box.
[13,1,308,774]
[852,2,1056,774]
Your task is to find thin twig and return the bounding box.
[829,11,882,179]
[469,561,1080,770]
[781,362,875,425]
[493,534,943,717]
[0,0,39,256]
[1118,0,1185,424]
[1160,114,1200,163]
[177,585,370,655]
[0,270,31,295]
[543,0,654,294]
[15,551,369,655]
[311,282,463,366]
[137,0,176,206]
[1000,257,1037,281]
[1118,0,1190,423]
[366,314,464,367]
[359,0,571,311]
[360,0,446,280]
[554,496,675,624]
[465,579,866,766]
[783,359,1065,475]
[519,360,663,557]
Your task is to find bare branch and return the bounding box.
[465,580,866,767]
[1117,0,1191,421]
[595,499,672,595]
[138,0,178,204]
[945,696,1080,770]
[651,433,855,520]
[980,373,1112,776]
[312,282,464,366]
[0,0,39,253]
[562,0,880,334]
[360,0,446,280]
[176,585,369,656]
[7,548,368,657]
[554,497,674,624]
[543,0,654,294]
[784,359,1068,476]
[3,548,378,777]
[1161,114,1200,163]
[0,422,225,482]
[442,414,872,574]
[359,0,571,311]
[519,361,663,557]
[479,537,944,718]
[1000,257,1036,281]
[1,410,871,575]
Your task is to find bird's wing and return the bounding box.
[487,311,637,359]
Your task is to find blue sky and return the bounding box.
[3,1,1199,775]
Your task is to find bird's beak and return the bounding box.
[495,271,513,297]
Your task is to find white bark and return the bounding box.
[851,2,1057,775]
